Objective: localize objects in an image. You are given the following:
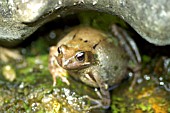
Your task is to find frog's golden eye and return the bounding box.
[75,51,85,62]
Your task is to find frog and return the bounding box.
[48,25,141,110]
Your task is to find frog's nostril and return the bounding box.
[57,47,62,54]
[59,45,68,54]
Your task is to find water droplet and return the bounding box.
[137,78,143,84]
[120,15,125,20]
[160,82,164,85]
[92,0,98,5]
[78,0,85,4]
[128,72,133,77]
[55,0,63,9]
[120,0,126,7]
[49,31,56,39]
[144,74,150,80]
[58,0,62,5]
[19,82,25,89]
[159,77,163,81]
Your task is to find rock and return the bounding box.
[0,0,170,46]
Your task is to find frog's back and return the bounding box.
[94,35,129,86]
[57,26,106,50]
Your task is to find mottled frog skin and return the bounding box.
[49,26,140,109]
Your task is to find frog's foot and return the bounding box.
[163,83,170,92]
[53,75,70,86]
[52,75,70,86]
[51,68,70,86]
[83,95,103,110]
[82,88,110,110]
[81,69,111,110]
[129,65,141,90]
[0,47,23,63]
[49,47,70,86]
[83,95,110,110]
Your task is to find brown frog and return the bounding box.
[49,25,141,109]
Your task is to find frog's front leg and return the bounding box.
[93,71,110,109]
[83,69,110,110]
[49,46,70,86]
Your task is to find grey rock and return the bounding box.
[0,0,170,46]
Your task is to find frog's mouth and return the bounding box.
[62,57,91,70]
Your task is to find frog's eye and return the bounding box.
[75,51,85,62]
[57,47,62,54]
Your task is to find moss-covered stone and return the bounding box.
[0,11,170,113]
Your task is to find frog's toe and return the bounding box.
[52,74,70,86]
[82,95,109,110]
[61,77,70,85]
[163,83,170,92]
[52,79,57,86]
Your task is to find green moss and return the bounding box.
[136,103,153,113]
[78,11,128,31]
[111,96,127,113]
[168,108,170,112]
[142,55,151,63]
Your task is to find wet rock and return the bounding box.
[0,0,170,46]
[0,20,170,113]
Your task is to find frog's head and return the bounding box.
[56,44,95,70]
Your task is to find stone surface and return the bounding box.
[0,0,170,46]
